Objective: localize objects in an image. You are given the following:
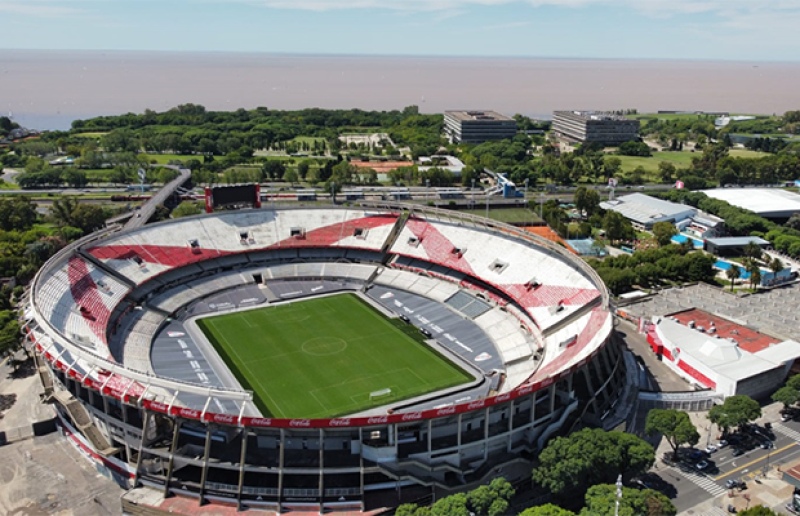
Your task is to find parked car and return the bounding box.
[732,448,745,457]
[696,460,710,471]
[705,444,718,454]
[718,439,729,448]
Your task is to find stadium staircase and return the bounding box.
[52,389,119,457]
[77,248,137,289]
[540,295,602,338]
[380,211,410,260]
[375,458,470,489]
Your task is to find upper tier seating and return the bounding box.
[390,217,600,328]
[86,209,398,285]
[34,256,130,358]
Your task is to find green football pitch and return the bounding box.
[196,293,472,418]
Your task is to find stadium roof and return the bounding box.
[701,188,800,218]
[704,236,770,248]
[600,193,696,226]
[655,317,799,382]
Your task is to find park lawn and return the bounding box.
[72,132,108,138]
[457,207,542,224]
[611,151,696,174]
[141,153,195,165]
[290,136,328,146]
[197,293,471,419]
[729,149,771,159]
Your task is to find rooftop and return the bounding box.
[554,110,632,121]
[701,188,800,218]
[668,308,780,354]
[704,236,770,247]
[599,193,696,225]
[445,110,514,122]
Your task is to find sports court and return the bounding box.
[196,293,472,418]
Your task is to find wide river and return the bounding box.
[2,50,799,130]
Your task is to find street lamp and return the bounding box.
[615,474,623,516]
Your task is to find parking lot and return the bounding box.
[636,404,800,514]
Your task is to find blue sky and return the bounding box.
[1,0,800,60]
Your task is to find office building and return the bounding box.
[444,110,517,143]
[552,111,640,145]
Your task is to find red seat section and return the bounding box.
[88,244,228,269]
[270,215,397,249]
[67,257,111,344]
[404,218,476,276]
[528,307,609,381]
[503,284,600,309]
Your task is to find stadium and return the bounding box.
[22,197,626,512]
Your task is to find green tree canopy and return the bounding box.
[738,506,780,516]
[708,395,762,432]
[0,196,38,231]
[645,408,699,459]
[771,385,799,410]
[533,428,655,498]
[518,504,576,516]
[579,484,676,516]
[574,186,601,218]
[652,222,678,247]
[602,210,635,243]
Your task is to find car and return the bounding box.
[718,440,729,448]
[782,413,793,422]
[696,460,709,471]
[688,449,706,461]
[732,448,745,457]
[705,444,718,454]
[760,441,774,450]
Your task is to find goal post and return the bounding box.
[369,388,392,400]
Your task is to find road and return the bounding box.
[651,418,800,512]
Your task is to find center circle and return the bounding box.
[302,337,347,356]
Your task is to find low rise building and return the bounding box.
[600,193,697,230]
[646,309,800,397]
[444,110,517,144]
[552,110,639,145]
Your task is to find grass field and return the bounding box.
[197,294,471,418]
[611,149,770,174]
[458,207,542,224]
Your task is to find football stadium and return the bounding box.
[22,199,626,512]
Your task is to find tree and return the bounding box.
[519,504,576,516]
[0,196,38,231]
[726,265,740,291]
[574,186,600,218]
[262,160,287,180]
[602,211,634,243]
[652,222,678,247]
[658,161,676,183]
[708,395,762,433]
[171,201,204,219]
[580,484,676,516]
[737,507,779,516]
[297,160,311,180]
[743,241,763,262]
[645,409,700,460]
[771,385,799,410]
[533,428,654,499]
[430,492,470,516]
[769,257,784,275]
[282,168,299,185]
[70,204,108,233]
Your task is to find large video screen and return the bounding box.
[212,185,257,207]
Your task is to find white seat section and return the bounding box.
[34,258,127,358]
[390,217,599,328]
[474,309,534,364]
[86,209,396,286]
[530,308,613,383]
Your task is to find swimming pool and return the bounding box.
[671,234,704,248]
[714,260,751,280]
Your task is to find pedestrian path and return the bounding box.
[774,423,800,442]
[668,466,728,496]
